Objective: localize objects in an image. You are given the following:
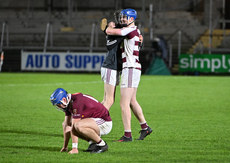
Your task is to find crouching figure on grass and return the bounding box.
[50,88,112,154]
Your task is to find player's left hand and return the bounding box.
[60,147,68,152]
[68,148,79,154]
[139,34,143,44]
[139,34,143,49]
[108,21,115,28]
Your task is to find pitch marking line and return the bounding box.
[0,80,101,87]
[0,76,184,87]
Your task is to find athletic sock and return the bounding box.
[124,130,132,138]
[97,139,106,146]
[140,122,148,130]
[88,140,93,145]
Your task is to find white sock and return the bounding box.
[97,139,106,146]
[88,140,93,145]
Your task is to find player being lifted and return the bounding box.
[50,88,112,154]
[105,9,152,141]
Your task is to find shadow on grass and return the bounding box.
[2,145,86,153]
[1,129,119,143]
[3,145,60,152]
[0,129,62,137]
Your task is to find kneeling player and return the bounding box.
[50,88,112,154]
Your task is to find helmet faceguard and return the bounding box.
[50,88,71,112]
[114,9,122,25]
[113,9,127,28]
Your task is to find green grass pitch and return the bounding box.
[0,73,230,162]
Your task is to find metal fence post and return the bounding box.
[169,43,172,68]
[149,4,153,41]
[208,0,213,54]
[0,22,6,52]
[44,22,50,53]
[178,30,181,57]
[89,23,95,53]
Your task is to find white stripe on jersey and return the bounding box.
[120,26,141,69]
[120,27,136,36]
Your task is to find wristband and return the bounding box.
[72,143,78,149]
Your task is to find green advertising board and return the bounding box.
[179,54,230,73]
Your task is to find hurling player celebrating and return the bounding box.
[100,9,124,110]
[105,9,152,141]
[50,88,112,153]
[101,10,143,111]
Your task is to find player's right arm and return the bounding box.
[60,115,72,152]
[106,26,122,35]
[106,26,134,36]
[68,118,81,154]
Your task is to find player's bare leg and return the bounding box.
[72,118,108,153]
[101,83,116,110]
[130,88,146,123]
[118,87,134,141]
[130,88,153,140]
[73,119,101,142]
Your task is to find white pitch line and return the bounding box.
[0,80,102,87]
[0,76,186,87]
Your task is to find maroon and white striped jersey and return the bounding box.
[120,26,141,70]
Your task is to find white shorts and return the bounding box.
[101,67,120,86]
[120,68,141,88]
[91,118,112,136]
